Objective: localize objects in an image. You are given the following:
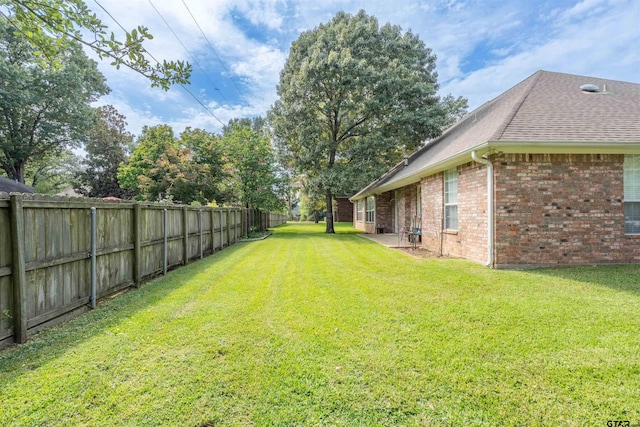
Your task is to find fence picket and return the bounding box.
[0,194,285,349]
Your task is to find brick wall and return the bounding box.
[421,173,443,251]
[494,153,640,267]
[389,181,432,246]
[355,153,639,267]
[405,185,418,226]
[419,164,488,263]
[396,187,409,231]
[334,197,353,222]
[375,192,393,233]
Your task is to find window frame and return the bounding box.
[624,154,640,235]
[356,199,364,222]
[444,168,458,231]
[365,196,375,223]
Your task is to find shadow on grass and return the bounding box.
[271,221,362,235]
[0,244,246,371]
[276,223,640,297]
[524,264,640,296]
[0,223,365,366]
[268,222,367,242]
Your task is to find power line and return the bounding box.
[146,0,231,105]
[93,0,128,33]
[1,3,156,86]
[92,0,226,127]
[180,0,247,103]
[175,82,227,127]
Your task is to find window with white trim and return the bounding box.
[416,185,422,218]
[356,199,364,222]
[366,196,375,223]
[624,154,640,234]
[444,168,458,230]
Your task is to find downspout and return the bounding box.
[471,151,494,267]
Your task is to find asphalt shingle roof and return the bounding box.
[353,70,640,199]
[499,71,640,142]
[0,176,35,193]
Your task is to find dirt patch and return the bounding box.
[392,247,451,259]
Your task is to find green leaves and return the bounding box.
[0,17,108,183]
[74,105,134,199]
[270,10,466,231]
[221,121,285,211]
[0,0,191,90]
[116,124,271,207]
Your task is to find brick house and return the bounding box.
[351,71,640,268]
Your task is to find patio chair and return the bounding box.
[409,217,422,249]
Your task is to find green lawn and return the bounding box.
[1,222,639,426]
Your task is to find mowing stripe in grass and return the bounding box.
[0,222,638,426]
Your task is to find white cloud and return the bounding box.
[559,0,609,22]
[440,0,640,109]
[233,0,286,30]
[79,0,638,137]
[93,94,165,137]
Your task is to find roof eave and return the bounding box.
[352,140,640,199]
[352,142,491,199]
[492,141,640,154]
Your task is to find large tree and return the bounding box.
[74,105,133,198]
[0,0,190,89]
[221,120,284,211]
[180,127,227,205]
[117,124,179,202]
[0,17,109,183]
[270,10,466,233]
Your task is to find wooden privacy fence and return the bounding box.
[0,193,286,348]
[245,209,288,232]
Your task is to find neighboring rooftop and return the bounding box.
[353,70,640,199]
[0,176,35,193]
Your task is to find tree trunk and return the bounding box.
[8,161,26,184]
[314,211,319,223]
[325,192,335,233]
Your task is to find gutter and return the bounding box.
[471,151,494,267]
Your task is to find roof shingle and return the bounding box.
[0,176,35,193]
[353,70,640,199]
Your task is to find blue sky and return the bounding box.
[88,0,640,137]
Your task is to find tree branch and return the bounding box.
[336,116,368,143]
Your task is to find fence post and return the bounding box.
[210,208,215,253]
[163,209,168,275]
[234,210,238,243]
[182,206,189,265]
[199,210,203,259]
[219,210,224,249]
[243,209,248,238]
[90,207,97,309]
[226,210,232,247]
[9,194,27,344]
[133,203,142,287]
